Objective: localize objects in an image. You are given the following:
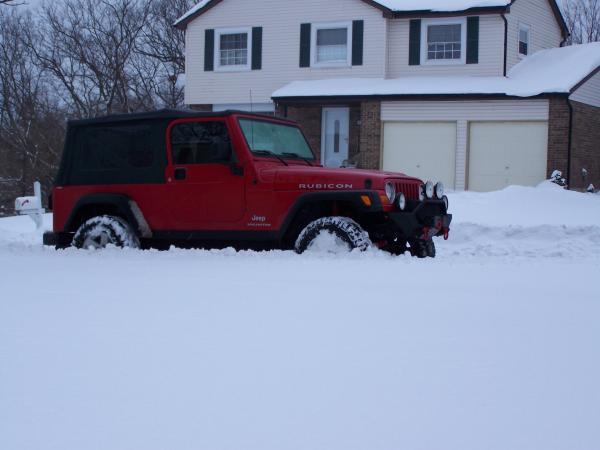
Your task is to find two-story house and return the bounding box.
[175,0,600,191]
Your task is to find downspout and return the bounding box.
[567,97,574,187]
[501,13,508,76]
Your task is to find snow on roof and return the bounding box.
[175,0,511,27]
[273,43,600,99]
[372,0,510,12]
[174,0,211,27]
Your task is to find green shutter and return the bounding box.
[409,20,421,66]
[299,23,311,67]
[204,29,214,71]
[252,27,262,70]
[352,20,364,66]
[467,17,479,64]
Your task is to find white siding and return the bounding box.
[386,15,505,77]
[570,70,600,107]
[506,0,562,71]
[381,99,549,121]
[184,0,387,106]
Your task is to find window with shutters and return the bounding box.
[311,22,352,67]
[420,18,466,65]
[518,24,530,57]
[215,27,251,71]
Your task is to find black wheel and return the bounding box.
[294,216,372,254]
[409,239,436,258]
[72,215,140,249]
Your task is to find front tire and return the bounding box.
[294,216,371,254]
[72,215,140,250]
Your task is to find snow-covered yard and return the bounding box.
[1,183,599,450]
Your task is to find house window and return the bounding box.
[519,24,530,57]
[312,22,351,66]
[215,28,251,71]
[421,18,466,64]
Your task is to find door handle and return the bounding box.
[174,167,187,181]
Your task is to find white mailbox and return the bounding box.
[15,181,45,229]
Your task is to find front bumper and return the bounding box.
[385,199,452,240]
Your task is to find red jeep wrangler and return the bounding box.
[44,110,451,257]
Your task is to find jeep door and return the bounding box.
[166,118,246,229]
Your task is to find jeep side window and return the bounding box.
[171,121,232,165]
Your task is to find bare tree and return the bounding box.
[26,0,153,118]
[562,0,600,44]
[0,9,63,214]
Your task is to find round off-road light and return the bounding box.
[442,195,449,210]
[419,184,425,201]
[396,192,406,211]
[425,181,434,199]
[385,182,396,204]
[435,182,445,199]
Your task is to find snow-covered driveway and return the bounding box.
[1,183,599,450]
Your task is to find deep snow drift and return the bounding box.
[1,183,599,450]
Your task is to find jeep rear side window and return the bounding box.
[81,125,154,170]
[170,121,232,165]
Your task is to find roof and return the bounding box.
[174,0,565,31]
[272,42,600,100]
[68,109,280,127]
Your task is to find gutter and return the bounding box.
[501,13,508,76]
[567,97,574,187]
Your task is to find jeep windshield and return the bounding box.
[239,118,315,160]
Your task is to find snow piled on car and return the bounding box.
[1,183,600,450]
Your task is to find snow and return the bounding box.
[1,184,600,450]
[273,43,600,99]
[175,0,511,26]
[373,0,510,12]
[174,0,211,27]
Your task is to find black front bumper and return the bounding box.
[386,199,452,240]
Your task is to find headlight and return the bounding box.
[384,182,396,204]
[442,195,449,210]
[419,184,425,201]
[435,182,444,199]
[396,192,406,211]
[425,181,434,199]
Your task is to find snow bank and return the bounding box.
[1,185,600,450]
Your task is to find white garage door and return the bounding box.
[382,122,456,188]
[468,121,548,192]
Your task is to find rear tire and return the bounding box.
[294,216,371,254]
[72,215,140,250]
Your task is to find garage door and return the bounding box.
[382,122,456,188]
[468,122,548,192]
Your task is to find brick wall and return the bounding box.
[356,101,381,170]
[547,96,570,180]
[571,100,600,190]
[188,104,213,111]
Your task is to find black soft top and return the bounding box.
[67,109,283,127]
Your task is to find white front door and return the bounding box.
[321,107,349,168]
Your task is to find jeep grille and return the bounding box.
[393,180,421,200]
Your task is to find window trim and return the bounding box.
[214,27,252,72]
[311,21,353,68]
[420,17,467,65]
[518,23,531,58]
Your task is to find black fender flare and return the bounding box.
[65,193,152,238]
[277,190,383,240]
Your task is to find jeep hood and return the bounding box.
[258,165,422,191]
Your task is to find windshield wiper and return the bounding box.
[252,150,288,166]
[281,152,314,166]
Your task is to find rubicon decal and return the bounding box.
[299,183,354,189]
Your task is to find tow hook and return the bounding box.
[443,228,449,240]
